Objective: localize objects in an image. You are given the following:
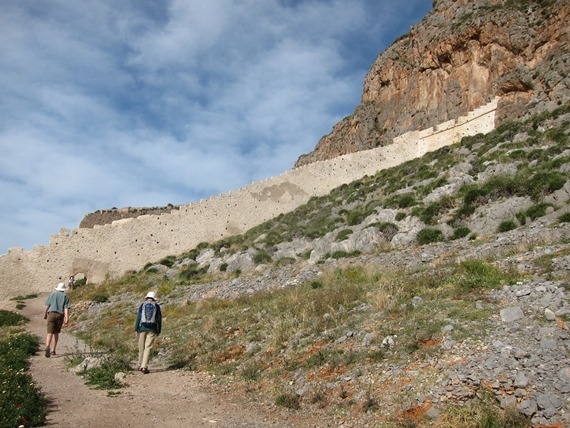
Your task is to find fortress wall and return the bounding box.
[0,98,499,298]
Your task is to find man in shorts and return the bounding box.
[44,282,71,357]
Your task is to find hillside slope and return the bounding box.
[295,0,569,166]
[68,106,570,427]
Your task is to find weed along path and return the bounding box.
[20,294,323,428]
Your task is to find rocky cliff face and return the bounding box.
[295,0,569,167]
[79,205,180,228]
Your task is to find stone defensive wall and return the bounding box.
[0,97,499,298]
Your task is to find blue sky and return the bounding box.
[0,0,431,255]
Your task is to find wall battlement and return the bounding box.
[0,97,499,298]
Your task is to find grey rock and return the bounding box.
[424,406,440,419]
[540,337,557,349]
[411,296,423,307]
[500,306,524,322]
[501,395,517,409]
[537,393,563,410]
[518,399,538,417]
[196,248,215,265]
[362,333,374,347]
[114,372,127,382]
[559,367,570,384]
[544,308,556,321]
[514,373,529,388]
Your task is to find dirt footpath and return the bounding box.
[16,295,324,428]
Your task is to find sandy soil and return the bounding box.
[13,294,326,428]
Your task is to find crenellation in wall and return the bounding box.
[0,98,500,298]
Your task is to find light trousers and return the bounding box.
[137,331,157,369]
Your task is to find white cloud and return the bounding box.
[0,0,432,253]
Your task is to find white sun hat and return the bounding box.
[55,282,67,292]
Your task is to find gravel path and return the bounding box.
[18,294,325,428]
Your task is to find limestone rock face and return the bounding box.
[79,205,180,228]
[295,0,569,167]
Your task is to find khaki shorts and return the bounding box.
[47,312,64,334]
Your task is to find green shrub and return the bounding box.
[253,250,272,264]
[179,264,208,281]
[365,199,383,211]
[82,354,132,390]
[275,257,295,267]
[78,338,133,390]
[0,330,47,427]
[83,366,124,390]
[497,220,517,233]
[331,250,349,259]
[74,277,87,288]
[309,280,323,289]
[335,229,353,241]
[0,310,28,327]
[440,391,532,427]
[559,212,570,223]
[545,127,568,144]
[418,202,442,225]
[451,226,470,240]
[180,242,210,261]
[396,193,417,208]
[275,393,300,409]
[515,211,527,225]
[395,212,406,221]
[462,186,487,207]
[93,294,109,304]
[416,228,445,245]
[219,262,228,272]
[526,171,565,199]
[526,203,551,220]
[325,250,362,260]
[240,360,263,381]
[455,259,515,290]
[10,294,38,301]
[158,256,175,267]
[301,250,312,260]
[347,208,371,226]
[385,193,416,209]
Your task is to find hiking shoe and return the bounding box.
[44,348,50,358]
[141,368,149,374]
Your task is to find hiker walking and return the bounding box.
[134,291,162,374]
[44,282,71,357]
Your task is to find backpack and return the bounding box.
[140,302,157,326]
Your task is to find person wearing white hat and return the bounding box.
[134,291,162,373]
[43,282,71,357]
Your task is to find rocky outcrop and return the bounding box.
[79,205,180,228]
[295,0,570,167]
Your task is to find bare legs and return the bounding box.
[45,332,59,355]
